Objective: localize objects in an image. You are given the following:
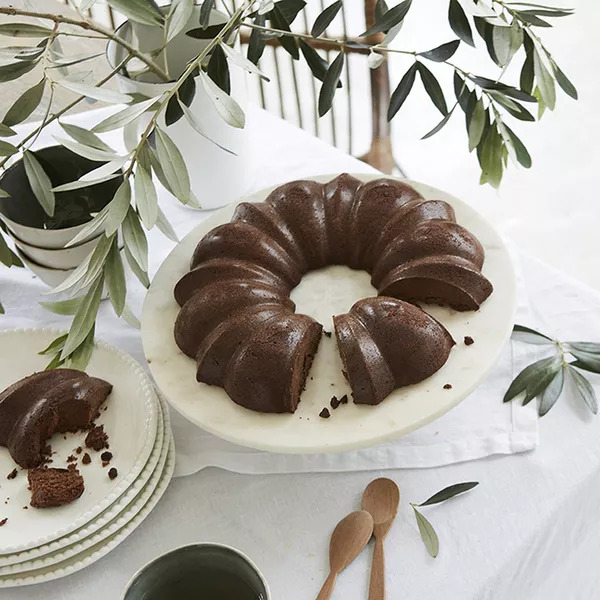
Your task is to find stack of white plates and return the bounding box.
[0,329,174,588]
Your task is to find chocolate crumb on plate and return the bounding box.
[319,408,331,419]
[100,451,113,462]
[85,424,108,451]
[81,453,91,465]
[27,468,84,509]
[108,467,118,480]
[339,394,348,404]
[330,396,340,410]
[323,331,332,338]
[464,336,474,346]
[7,469,17,480]
[443,384,452,390]
[66,455,76,463]
[75,447,82,455]
[0,518,6,526]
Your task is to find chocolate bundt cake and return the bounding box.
[334,298,455,405]
[173,175,493,412]
[0,369,112,468]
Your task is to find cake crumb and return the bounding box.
[319,408,331,419]
[7,469,17,480]
[323,331,332,338]
[23,506,28,510]
[330,396,340,410]
[67,464,77,472]
[66,455,76,463]
[443,384,452,390]
[81,453,91,465]
[102,461,109,468]
[0,518,6,527]
[339,394,348,404]
[100,451,113,462]
[464,336,474,346]
[75,447,82,455]
[85,424,108,451]
[108,467,118,480]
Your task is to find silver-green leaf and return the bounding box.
[167,0,194,42]
[38,334,68,356]
[199,71,246,129]
[69,325,95,371]
[538,366,565,416]
[92,96,160,133]
[412,506,439,558]
[418,482,479,506]
[569,366,598,415]
[511,324,553,345]
[504,354,561,403]
[106,0,164,26]
[3,79,45,127]
[56,79,132,105]
[134,165,158,229]
[105,179,132,237]
[533,50,556,110]
[60,122,115,152]
[23,150,55,217]
[54,136,121,163]
[39,297,83,315]
[122,208,148,271]
[105,242,126,316]
[154,127,191,203]
[468,99,486,152]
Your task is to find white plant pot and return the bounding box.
[106,8,253,210]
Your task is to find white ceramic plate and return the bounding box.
[0,393,171,575]
[0,329,159,554]
[142,175,516,454]
[0,388,166,567]
[0,436,175,588]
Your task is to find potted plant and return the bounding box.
[0,0,577,367]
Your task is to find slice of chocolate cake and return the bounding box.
[28,467,84,508]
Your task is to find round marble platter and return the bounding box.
[0,329,159,554]
[142,174,516,454]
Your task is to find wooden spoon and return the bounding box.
[361,478,400,600]
[315,510,374,600]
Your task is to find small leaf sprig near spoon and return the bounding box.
[504,324,599,417]
[410,482,479,558]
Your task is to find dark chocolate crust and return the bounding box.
[173,175,493,412]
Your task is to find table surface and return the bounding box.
[1,99,600,599]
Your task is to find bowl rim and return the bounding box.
[8,228,102,254]
[120,542,271,600]
[15,246,74,273]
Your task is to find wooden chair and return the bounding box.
[72,0,402,174]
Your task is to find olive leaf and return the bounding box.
[166,75,196,127]
[299,40,341,87]
[200,0,215,29]
[93,96,159,133]
[569,366,598,415]
[466,76,536,102]
[155,207,179,243]
[0,124,16,137]
[55,80,132,105]
[54,136,121,163]
[38,334,68,356]
[154,127,192,203]
[186,23,226,39]
[122,208,148,272]
[569,360,600,375]
[247,14,267,65]
[0,140,18,157]
[492,22,522,67]
[122,304,141,329]
[105,241,126,316]
[39,297,84,315]
[421,107,455,140]
[551,59,577,100]
[418,482,479,506]
[387,63,417,121]
[417,62,447,115]
[533,50,556,110]
[515,10,552,27]
[454,73,470,112]
[478,124,503,188]
[567,348,600,372]
[63,204,110,249]
[566,342,600,353]
[134,165,158,229]
[520,39,535,94]
[23,150,55,217]
[500,123,532,168]
[0,59,38,83]
[166,0,194,43]
[311,1,343,38]
[220,43,269,81]
[3,79,45,127]
[538,366,565,416]
[522,355,562,405]
[69,325,95,371]
[468,99,486,152]
[45,353,66,371]
[0,23,53,38]
[271,0,306,25]
[199,71,245,128]
[269,4,299,60]
[318,51,344,117]
[503,354,561,403]
[60,122,115,152]
[412,506,439,558]
[124,243,150,288]
[52,173,121,193]
[60,274,104,359]
[490,92,535,122]
[448,0,474,47]
[207,43,231,95]
[362,0,412,37]
[179,102,236,155]
[105,179,131,237]
[0,233,21,267]
[419,40,460,62]
[107,0,164,27]
[511,324,553,344]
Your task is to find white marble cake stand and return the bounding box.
[142,174,516,454]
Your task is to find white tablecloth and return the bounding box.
[2,106,600,599]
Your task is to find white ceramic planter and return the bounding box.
[106,8,253,210]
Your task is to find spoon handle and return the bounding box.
[368,536,385,600]
[315,571,337,600]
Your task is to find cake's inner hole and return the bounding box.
[290,265,376,332]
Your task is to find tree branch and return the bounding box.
[0,6,170,82]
